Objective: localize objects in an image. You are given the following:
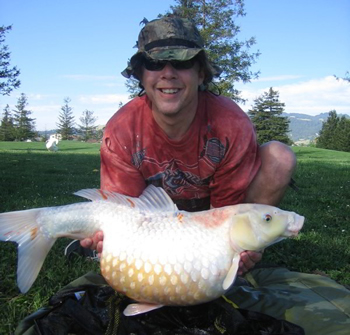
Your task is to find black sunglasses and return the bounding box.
[143,58,196,71]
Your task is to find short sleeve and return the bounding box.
[100,133,146,197]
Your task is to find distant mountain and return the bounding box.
[37,129,57,136]
[283,112,349,142]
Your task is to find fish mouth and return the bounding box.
[287,215,305,237]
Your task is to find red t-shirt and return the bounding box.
[100,91,260,211]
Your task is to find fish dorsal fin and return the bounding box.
[74,185,178,212]
[138,185,178,212]
[222,255,240,290]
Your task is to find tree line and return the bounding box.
[0,94,100,141]
[0,86,294,145]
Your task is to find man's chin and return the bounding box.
[154,105,181,117]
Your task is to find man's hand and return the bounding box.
[80,231,104,257]
[238,250,263,276]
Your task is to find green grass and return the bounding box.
[0,142,349,333]
[264,147,350,282]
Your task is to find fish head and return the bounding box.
[228,204,304,251]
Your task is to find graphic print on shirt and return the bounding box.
[200,136,227,164]
[131,136,227,198]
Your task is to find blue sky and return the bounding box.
[1,0,349,130]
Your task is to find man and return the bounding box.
[80,16,296,276]
[79,17,350,334]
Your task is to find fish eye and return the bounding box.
[264,214,272,222]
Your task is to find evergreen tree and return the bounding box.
[333,116,350,152]
[0,25,21,96]
[316,110,339,150]
[0,104,16,141]
[78,110,97,141]
[317,111,350,152]
[170,0,259,101]
[126,0,259,101]
[57,97,75,140]
[12,93,36,140]
[248,87,291,145]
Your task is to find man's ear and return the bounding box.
[198,67,205,86]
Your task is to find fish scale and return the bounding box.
[100,211,233,306]
[0,185,304,316]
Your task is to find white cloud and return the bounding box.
[239,76,350,116]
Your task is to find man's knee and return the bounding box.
[246,141,296,205]
[260,141,296,177]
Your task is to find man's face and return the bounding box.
[141,59,205,121]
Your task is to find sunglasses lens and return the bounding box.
[171,59,195,70]
[143,58,195,71]
[144,59,166,71]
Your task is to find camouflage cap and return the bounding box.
[122,17,206,78]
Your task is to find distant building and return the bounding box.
[294,139,312,146]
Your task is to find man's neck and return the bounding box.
[152,108,197,140]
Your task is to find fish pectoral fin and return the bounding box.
[223,255,240,290]
[123,303,163,316]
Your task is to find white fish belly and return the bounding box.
[100,212,234,306]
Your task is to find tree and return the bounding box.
[333,116,350,152]
[78,110,97,141]
[12,93,36,140]
[0,25,21,96]
[170,0,259,101]
[126,0,260,101]
[57,97,75,140]
[0,104,16,141]
[334,71,350,83]
[126,77,143,99]
[317,111,350,152]
[248,87,291,145]
[316,110,339,150]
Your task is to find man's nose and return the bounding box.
[160,62,178,78]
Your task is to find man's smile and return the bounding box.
[158,88,181,94]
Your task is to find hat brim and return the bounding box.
[122,47,202,79]
[121,48,222,80]
[144,47,203,61]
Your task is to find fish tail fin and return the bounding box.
[0,208,56,293]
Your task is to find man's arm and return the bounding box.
[80,131,146,252]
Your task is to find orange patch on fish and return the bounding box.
[30,227,38,240]
[177,213,184,223]
[193,208,232,228]
[98,190,109,200]
[126,198,135,208]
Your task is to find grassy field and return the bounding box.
[0,141,349,334]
